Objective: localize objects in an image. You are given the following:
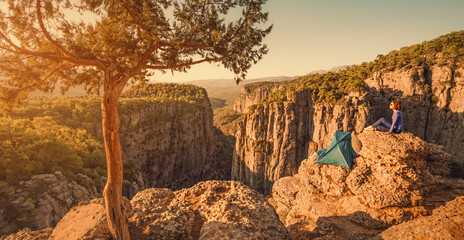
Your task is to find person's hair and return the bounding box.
[391,100,401,110]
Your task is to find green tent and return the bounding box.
[316,131,357,168]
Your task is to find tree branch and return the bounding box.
[0,32,23,53]
[186,0,209,43]
[223,4,251,44]
[34,0,105,69]
[36,0,73,58]
[122,2,161,43]
[127,44,158,77]
[0,55,34,63]
[144,56,225,70]
[0,31,105,68]
[0,61,76,92]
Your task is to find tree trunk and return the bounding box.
[101,79,131,240]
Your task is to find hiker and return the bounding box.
[364,100,402,133]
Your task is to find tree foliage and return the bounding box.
[9,96,102,134]
[6,83,210,138]
[0,0,272,111]
[122,82,207,104]
[0,116,107,225]
[371,30,464,71]
[0,117,107,186]
[1,1,271,237]
[259,67,367,105]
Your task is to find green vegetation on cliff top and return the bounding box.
[122,83,207,104]
[256,30,464,105]
[0,116,107,227]
[9,83,208,137]
[0,117,106,186]
[0,83,209,222]
[1,100,105,225]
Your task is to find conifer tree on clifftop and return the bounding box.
[0,1,271,239]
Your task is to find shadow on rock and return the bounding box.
[272,131,464,239]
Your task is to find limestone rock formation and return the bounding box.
[233,89,368,194]
[271,131,464,239]
[0,171,97,235]
[366,66,464,163]
[130,181,290,240]
[0,228,52,240]
[46,180,290,240]
[376,196,464,240]
[48,198,118,240]
[120,96,233,191]
[233,82,282,114]
[232,65,464,195]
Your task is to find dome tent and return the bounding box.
[316,131,357,168]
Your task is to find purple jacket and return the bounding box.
[389,110,403,133]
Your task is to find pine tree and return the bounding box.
[0,1,271,239]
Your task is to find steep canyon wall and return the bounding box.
[119,96,233,191]
[233,88,369,194]
[233,82,282,114]
[232,65,464,194]
[366,66,464,161]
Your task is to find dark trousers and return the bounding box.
[373,117,391,132]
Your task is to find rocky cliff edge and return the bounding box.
[271,131,464,239]
[4,180,290,240]
[0,171,98,236]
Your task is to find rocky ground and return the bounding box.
[0,171,99,235]
[271,131,464,239]
[376,196,464,240]
[4,180,290,240]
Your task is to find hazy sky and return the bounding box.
[2,1,463,83]
[155,0,464,82]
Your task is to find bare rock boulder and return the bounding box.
[48,199,113,240]
[0,228,52,240]
[0,171,97,235]
[376,196,464,240]
[130,180,290,239]
[46,180,290,240]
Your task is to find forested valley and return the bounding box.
[0,83,214,228]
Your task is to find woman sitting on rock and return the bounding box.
[365,100,403,133]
